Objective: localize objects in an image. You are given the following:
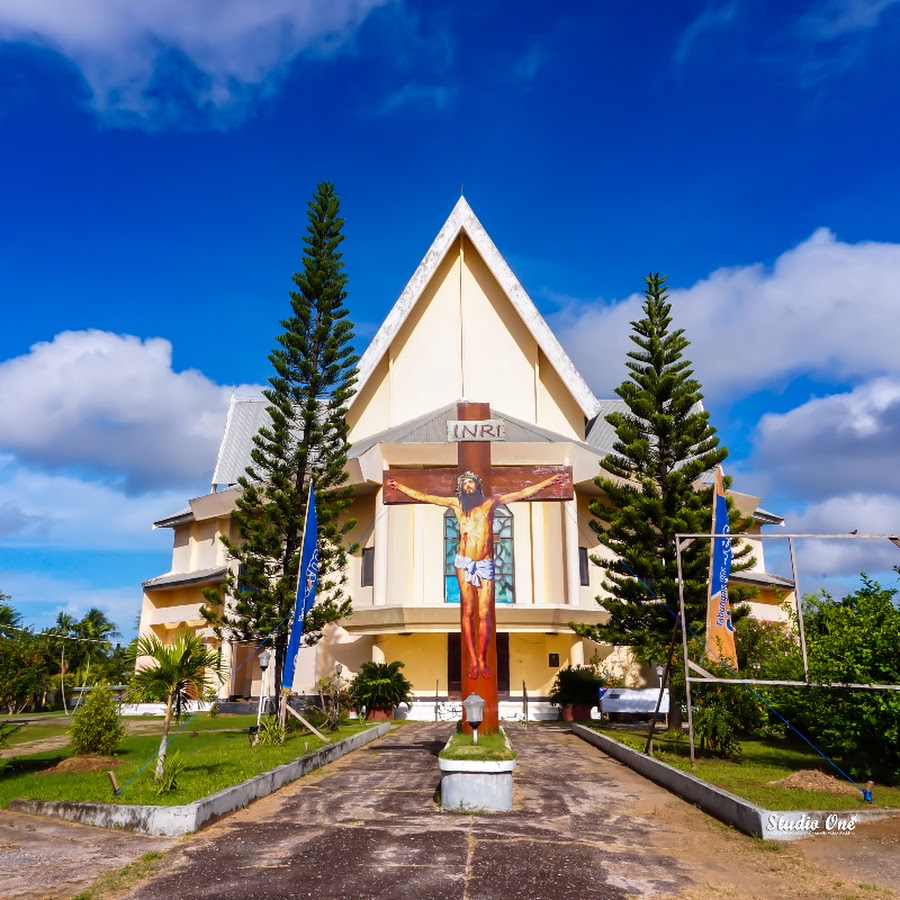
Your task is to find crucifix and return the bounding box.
[383,401,573,734]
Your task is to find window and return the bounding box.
[361,547,375,587]
[579,547,590,586]
[445,505,514,604]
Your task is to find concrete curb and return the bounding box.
[10,722,391,837]
[573,724,897,841]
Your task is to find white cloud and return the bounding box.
[753,377,900,500]
[0,453,189,550]
[0,330,260,491]
[674,1,740,68]
[551,230,900,592]
[787,491,900,535]
[782,493,900,578]
[552,229,900,402]
[376,81,455,115]
[0,0,390,127]
[800,0,900,40]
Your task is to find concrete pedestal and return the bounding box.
[438,757,516,812]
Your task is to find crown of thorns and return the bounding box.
[457,471,484,493]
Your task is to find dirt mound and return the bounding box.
[771,768,860,796]
[41,755,123,774]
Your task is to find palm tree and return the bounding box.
[71,609,121,710]
[49,612,77,713]
[0,595,23,639]
[129,634,223,781]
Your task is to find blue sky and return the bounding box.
[2,1,900,637]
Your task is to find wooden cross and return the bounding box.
[383,401,573,734]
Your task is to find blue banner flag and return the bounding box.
[705,466,737,667]
[281,482,319,695]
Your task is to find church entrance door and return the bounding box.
[448,632,509,699]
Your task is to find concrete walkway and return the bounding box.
[116,722,898,900]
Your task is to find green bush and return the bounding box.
[152,751,185,795]
[788,577,900,783]
[549,665,605,707]
[256,715,286,746]
[68,683,126,755]
[351,661,412,712]
[692,693,745,759]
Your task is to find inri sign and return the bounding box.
[446,419,506,442]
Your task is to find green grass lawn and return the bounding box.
[591,726,900,811]
[0,712,261,748]
[2,721,72,746]
[129,713,261,732]
[438,730,516,761]
[0,719,376,808]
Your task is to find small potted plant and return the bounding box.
[351,660,413,721]
[550,665,604,722]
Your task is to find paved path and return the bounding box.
[0,807,176,900]
[116,723,898,900]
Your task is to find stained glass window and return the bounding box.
[444,505,514,604]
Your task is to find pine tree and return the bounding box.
[203,182,358,703]
[576,274,753,663]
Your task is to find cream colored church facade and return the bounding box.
[139,199,791,719]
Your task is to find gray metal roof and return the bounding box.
[210,398,595,488]
[585,399,629,455]
[752,507,784,526]
[152,506,194,529]
[212,395,277,487]
[730,569,795,589]
[204,395,786,527]
[143,566,228,590]
[349,403,593,459]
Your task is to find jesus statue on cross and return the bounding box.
[387,469,567,680]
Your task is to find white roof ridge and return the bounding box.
[351,197,601,419]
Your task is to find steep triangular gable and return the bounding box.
[350,198,601,420]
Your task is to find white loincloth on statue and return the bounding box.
[454,555,495,588]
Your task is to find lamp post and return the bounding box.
[334,662,343,714]
[656,663,664,688]
[256,648,272,728]
[461,692,486,744]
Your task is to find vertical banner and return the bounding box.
[281,482,319,695]
[705,466,738,667]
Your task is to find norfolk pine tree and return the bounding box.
[203,183,358,708]
[574,274,754,665]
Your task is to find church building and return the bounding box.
[139,198,792,718]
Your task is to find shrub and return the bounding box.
[549,665,605,707]
[788,577,900,783]
[257,715,287,746]
[315,673,352,732]
[351,661,412,713]
[69,683,126,755]
[152,751,185,795]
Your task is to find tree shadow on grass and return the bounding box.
[0,754,67,777]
